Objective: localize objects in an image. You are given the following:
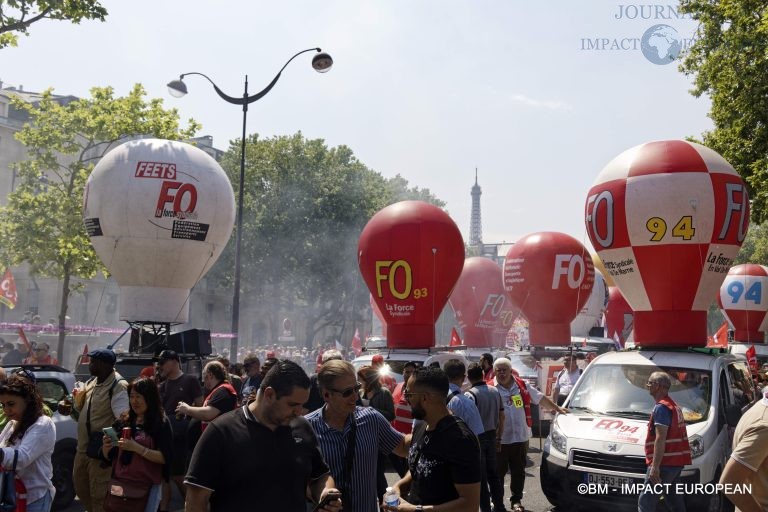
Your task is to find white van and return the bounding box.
[541,347,755,511]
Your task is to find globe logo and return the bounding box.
[641,24,682,65]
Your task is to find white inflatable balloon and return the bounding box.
[83,139,235,323]
[571,269,609,337]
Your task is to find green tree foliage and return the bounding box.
[678,1,768,221]
[0,84,199,359]
[735,222,768,265]
[211,132,444,348]
[0,0,107,49]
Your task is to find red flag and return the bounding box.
[351,328,362,357]
[81,344,90,364]
[746,344,758,371]
[710,321,729,348]
[17,327,31,355]
[0,269,17,309]
[450,327,462,347]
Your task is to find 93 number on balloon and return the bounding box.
[726,280,762,305]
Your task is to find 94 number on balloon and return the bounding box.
[645,215,695,242]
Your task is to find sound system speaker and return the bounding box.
[167,329,212,356]
[129,329,167,354]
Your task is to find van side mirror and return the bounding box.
[725,404,742,427]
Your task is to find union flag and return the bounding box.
[450,327,462,347]
[0,268,17,309]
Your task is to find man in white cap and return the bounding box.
[719,387,768,511]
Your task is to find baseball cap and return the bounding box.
[155,349,179,363]
[88,348,116,365]
[372,354,385,365]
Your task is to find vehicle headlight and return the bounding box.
[550,422,568,454]
[688,434,703,459]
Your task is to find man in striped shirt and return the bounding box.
[306,360,411,512]
[390,361,417,477]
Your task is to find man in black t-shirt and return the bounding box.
[156,349,203,512]
[185,360,341,512]
[385,367,481,511]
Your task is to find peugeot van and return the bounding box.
[541,347,755,512]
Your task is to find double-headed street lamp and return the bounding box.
[167,47,333,359]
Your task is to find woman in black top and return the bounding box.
[102,377,173,512]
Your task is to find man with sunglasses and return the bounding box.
[305,360,410,512]
[638,371,691,512]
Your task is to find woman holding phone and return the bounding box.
[102,377,173,512]
[0,375,56,511]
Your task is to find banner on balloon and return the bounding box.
[586,140,749,346]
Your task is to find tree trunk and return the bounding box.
[56,264,71,365]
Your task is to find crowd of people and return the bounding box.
[0,342,754,512]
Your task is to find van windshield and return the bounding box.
[568,364,711,424]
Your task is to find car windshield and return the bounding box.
[568,364,711,424]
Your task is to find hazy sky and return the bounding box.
[2,0,706,251]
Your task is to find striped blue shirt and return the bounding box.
[305,406,404,512]
[447,383,485,436]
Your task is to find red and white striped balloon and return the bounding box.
[585,140,749,347]
[718,264,768,343]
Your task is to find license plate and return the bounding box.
[583,472,635,489]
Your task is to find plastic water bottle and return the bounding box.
[383,487,399,507]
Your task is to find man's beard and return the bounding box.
[411,404,426,420]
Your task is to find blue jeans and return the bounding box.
[637,466,686,512]
[26,490,52,512]
[145,483,162,512]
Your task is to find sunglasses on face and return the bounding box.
[329,383,361,398]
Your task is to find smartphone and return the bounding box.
[102,427,119,444]
[312,491,341,512]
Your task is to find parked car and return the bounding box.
[73,351,206,383]
[364,336,387,351]
[2,364,77,511]
[540,347,754,511]
[352,349,470,383]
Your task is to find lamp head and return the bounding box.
[312,52,333,73]
[167,78,188,98]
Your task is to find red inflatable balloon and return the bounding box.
[503,232,595,346]
[586,140,749,347]
[358,201,465,349]
[605,286,633,346]
[718,264,768,343]
[449,257,516,348]
[370,294,387,338]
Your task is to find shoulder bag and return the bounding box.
[0,450,18,512]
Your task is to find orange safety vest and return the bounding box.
[391,382,413,434]
[644,396,692,467]
[201,382,238,432]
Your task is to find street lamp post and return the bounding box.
[168,48,333,359]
